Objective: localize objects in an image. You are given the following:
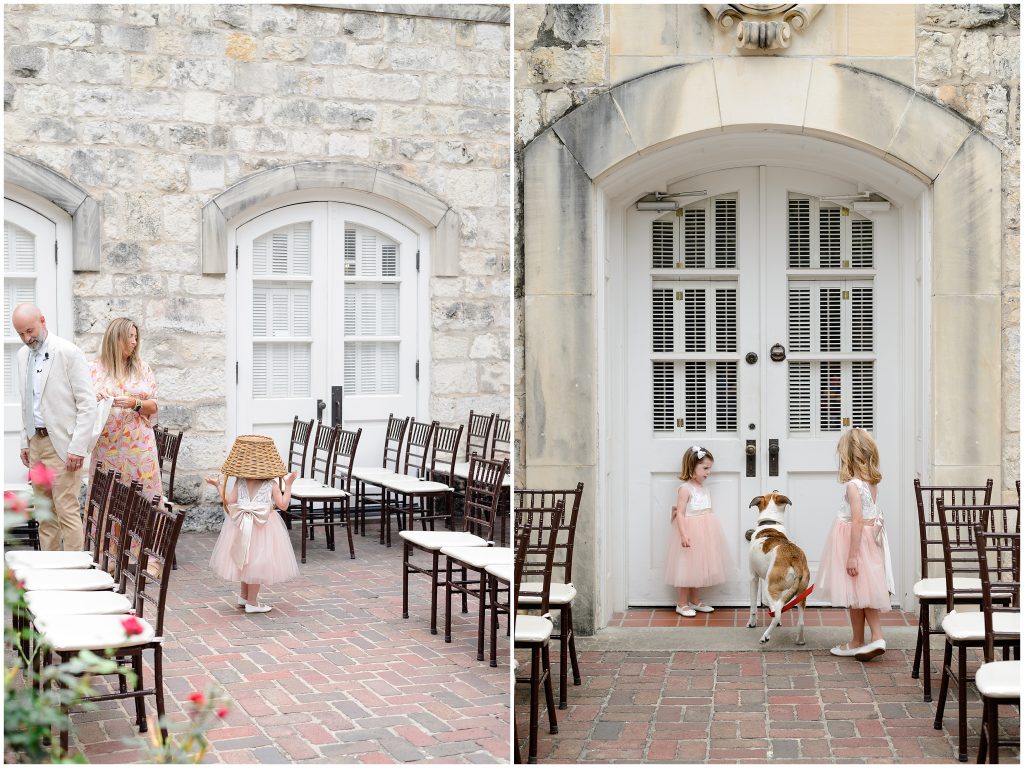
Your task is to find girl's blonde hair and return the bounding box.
[99,317,142,383]
[837,428,882,484]
[678,445,714,481]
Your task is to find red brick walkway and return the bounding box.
[609,606,915,628]
[517,609,1020,764]
[58,529,510,763]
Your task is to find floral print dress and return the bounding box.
[90,360,163,499]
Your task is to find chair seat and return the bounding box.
[941,609,1022,641]
[976,661,1022,699]
[912,577,990,599]
[19,568,115,592]
[35,614,156,652]
[291,483,350,501]
[26,590,133,617]
[350,467,393,482]
[399,530,488,551]
[379,474,452,494]
[485,563,512,583]
[441,546,512,569]
[518,582,578,606]
[5,550,94,570]
[515,614,554,644]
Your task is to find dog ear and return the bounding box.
[748,496,764,509]
[775,494,793,507]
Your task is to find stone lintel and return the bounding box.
[72,196,100,272]
[294,161,376,192]
[371,172,449,227]
[887,94,974,182]
[552,91,638,182]
[433,208,460,277]
[216,166,298,222]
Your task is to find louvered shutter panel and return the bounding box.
[851,219,873,268]
[788,198,810,268]
[652,361,674,431]
[819,361,841,431]
[819,206,841,268]
[683,289,706,352]
[850,287,873,352]
[652,288,673,352]
[4,223,34,273]
[715,362,737,431]
[788,362,811,431]
[715,288,737,352]
[4,222,38,403]
[788,287,810,351]
[652,220,674,269]
[344,228,357,276]
[851,361,874,429]
[714,199,737,268]
[684,361,706,431]
[682,209,706,268]
[819,287,841,352]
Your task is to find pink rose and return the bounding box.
[121,616,144,636]
[4,491,28,517]
[189,692,206,706]
[28,462,55,490]
[216,707,229,719]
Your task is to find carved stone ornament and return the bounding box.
[704,4,824,50]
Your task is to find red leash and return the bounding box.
[767,584,814,617]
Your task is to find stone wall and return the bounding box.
[514,3,1020,497]
[5,3,509,528]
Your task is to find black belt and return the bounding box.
[34,427,48,437]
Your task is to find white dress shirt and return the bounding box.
[28,335,51,429]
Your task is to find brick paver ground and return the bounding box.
[44,528,510,763]
[515,608,1020,764]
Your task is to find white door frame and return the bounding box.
[225,188,432,447]
[596,133,929,627]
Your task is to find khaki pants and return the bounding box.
[28,433,84,552]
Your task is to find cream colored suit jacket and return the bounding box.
[16,333,97,461]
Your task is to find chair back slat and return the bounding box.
[514,496,565,616]
[514,483,585,582]
[155,428,184,502]
[100,476,137,576]
[136,503,186,636]
[403,420,436,478]
[936,500,1020,613]
[914,479,994,580]
[383,414,409,471]
[462,456,508,540]
[84,464,116,562]
[120,490,159,602]
[490,416,510,461]
[429,423,464,483]
[512,516,533,614]
[309,423,338,483]
[465,411,495,462]
[153,426,167,466]
[330,427,362,492]
[288,416,315,476]
[974,528,1021,662]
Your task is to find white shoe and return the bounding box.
[689,602,715,613]
[855,638,886,661]
[236,597,247,607]
[675,605,697,618]
[244,602,272,614]
[829,643,860,657]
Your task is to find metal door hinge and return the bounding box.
[235,361,238,384]
[235,245,239,269]
[415,360,419,381]
[54,241,58,264]
[416,249,420,272]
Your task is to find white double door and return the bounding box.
[235,202,419,465]
[626,166,901,606]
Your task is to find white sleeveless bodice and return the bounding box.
[682,482,712,517]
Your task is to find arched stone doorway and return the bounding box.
[521,60,1002,633]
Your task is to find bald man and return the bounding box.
[12,303,96,551]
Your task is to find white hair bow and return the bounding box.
[691,445,706,459]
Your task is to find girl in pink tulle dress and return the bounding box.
[817,428,894,661]
[206,436,300,614]
[663,446,733,617]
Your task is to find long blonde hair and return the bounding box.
[837,428,882,484]
[99,317,142,382]
[678,445,714,481]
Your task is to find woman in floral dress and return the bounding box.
[90,317,163,499]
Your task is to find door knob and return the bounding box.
[745,439,756,477]
[316,398,326,422]
[745,444,756,456]
[768,438,780,477]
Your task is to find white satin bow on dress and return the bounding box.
[226,500,272,571]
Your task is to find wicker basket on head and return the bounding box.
[221,435,287,480]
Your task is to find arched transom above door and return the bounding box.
[202,161,459,277]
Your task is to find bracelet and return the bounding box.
[133,399,142,413]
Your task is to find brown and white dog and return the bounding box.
[745,492,810,645]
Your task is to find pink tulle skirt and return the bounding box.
[816,517,892,609]
[663,513,733,588]
[209,509,300,585]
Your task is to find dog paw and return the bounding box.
[794,638,806,646]
[759,635,770,644]
[746,620,757,628]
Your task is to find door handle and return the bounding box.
[316,399,326,423]
[768,438,779,477]
[745,439,756,477]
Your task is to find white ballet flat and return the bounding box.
[244,603,272,614]
[675,605,697,618]
[688,602,715,613]
[854,638,886,661]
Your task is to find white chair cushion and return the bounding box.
[350,467,393,482]
[941,610,1022,641]
[399,530,488,551]
[378,475,452,494]
[35,614,156,652]
[485,563,512,582]
[26,590,132,617]
[441,546,512,569]
[5,551,94,570]
[19,568,115,592]
[976,661,1022,699]
[290,483,350,501]
[913,577,984,599]
[518,582,578,606]
[515,614,553,644]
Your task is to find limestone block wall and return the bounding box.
[5,3,509,528]
[515,3,1019,497]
